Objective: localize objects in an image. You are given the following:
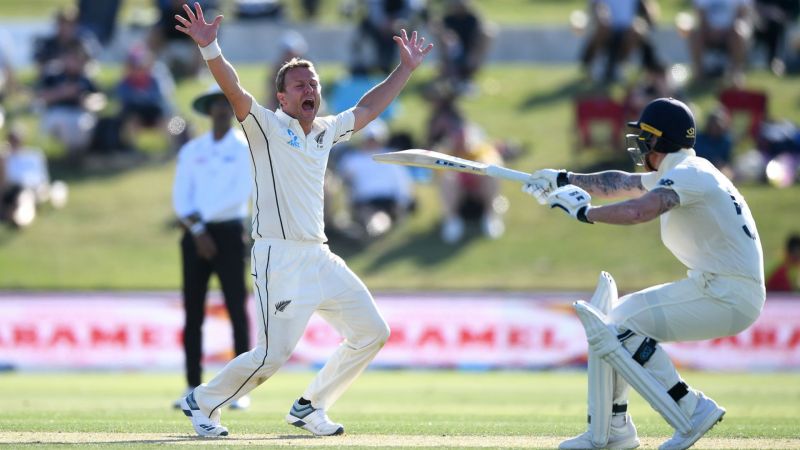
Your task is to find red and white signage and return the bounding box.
[0,292,798,370]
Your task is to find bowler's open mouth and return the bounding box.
[302,99,315,111]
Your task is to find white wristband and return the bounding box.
[199,39,222,61]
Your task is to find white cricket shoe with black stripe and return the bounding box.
[180,392,229,437]
[285,399,344,436]
[659,392,725,450]
[559,415,640,449]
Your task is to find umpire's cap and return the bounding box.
[192,84,229,116]
[627,98,696,152]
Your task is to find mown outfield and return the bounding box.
[0,371,798,448]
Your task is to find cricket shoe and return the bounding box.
[172,387,195,409]
[559,415,640,449]
[285,399,344,436]
[180,392,229,437]
[659,392,725,450]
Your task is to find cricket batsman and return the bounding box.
[524,98,765,450]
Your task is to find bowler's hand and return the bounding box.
[394,29,434,71]
[547,185,594,224]
[174,2,222,47]
[193,232,218,260]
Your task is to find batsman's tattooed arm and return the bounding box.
[650,188,681,215]
[569,171,647,199]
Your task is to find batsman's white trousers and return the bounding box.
[609,270,765,343]
[193,238,390,418]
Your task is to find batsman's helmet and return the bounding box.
[626,98,696,166]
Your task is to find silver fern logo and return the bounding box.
[315,130,326,148]
[275,300,292,315]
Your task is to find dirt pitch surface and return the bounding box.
[1,433,799,448]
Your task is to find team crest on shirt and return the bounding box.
[314,130,326,148]
[286,129,301,148]
[659,178,675,186]
[275,300,292,315]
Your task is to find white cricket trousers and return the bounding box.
[605,270,764,411]
[610,270,765,342]
[193,238,390,419]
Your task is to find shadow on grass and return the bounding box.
[517,77,606,111]
[335,222,486,275]
[48,150,176,186]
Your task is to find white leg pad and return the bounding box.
[587,272,616,447]
[574,301,692,434]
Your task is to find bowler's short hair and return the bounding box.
[275,58,316,93]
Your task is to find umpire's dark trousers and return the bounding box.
[180,219,250,388]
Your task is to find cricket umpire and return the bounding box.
[172,85,253,410]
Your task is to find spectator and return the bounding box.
[33,7,98,77]
[301,0,322,21]
[265,31,308,111]
[689,0,752,84]
[171,86,253,410]
[330,63,398,122]
[425,81,463,148]
[436,121,505,244]
[695,106,734,176]
[431,0,492,93]
[753,0,800,76]
[766,233,800,291]
[78,0,122,46]
[1,126,68,228]
[149,0,212,80]
[354,0,417,74]
[0,31,14,130]
[115,45,175,151]
[623,61,676,123]
[338,119,415,238]
[580,0,660,83]
[36,42,103,162]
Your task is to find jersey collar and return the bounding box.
[275,108,319,136]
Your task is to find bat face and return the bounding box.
[372,149,489,175]
[433,157,485,173]
[372,149,532,184]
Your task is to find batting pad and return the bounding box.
[587,272,616,447]
[574,301,692,434]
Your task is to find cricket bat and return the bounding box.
[372,149,531,183]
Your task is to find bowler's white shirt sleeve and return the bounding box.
[332,108,356,146]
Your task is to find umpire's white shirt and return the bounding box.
[239,101,354,242]
[641,149,764,284]
[172,128,252,222]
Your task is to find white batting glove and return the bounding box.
[547,185,594,224]
[521,180,550,205]
[522,169,571,205]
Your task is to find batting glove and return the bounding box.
[547,185,594,224]
[522,169,571,205]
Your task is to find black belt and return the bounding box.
[205,219,245,228]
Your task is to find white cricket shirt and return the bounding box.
[239,101,355,242]
[172,128,252,223]
[641,149,764,283]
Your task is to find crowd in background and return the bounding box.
[0,0,798,281]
